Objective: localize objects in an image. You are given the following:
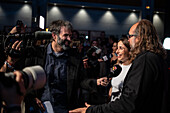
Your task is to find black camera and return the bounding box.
[4,31,52,58]
[2,65,46,93]
[84,46,102,68]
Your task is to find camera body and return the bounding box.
[84,46,101,68]
[4,31,52,58]
[3,65,46,93]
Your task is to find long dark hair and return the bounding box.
[131,19,167,60]
[118,36,131,64]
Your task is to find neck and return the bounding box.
[122,59,131,65]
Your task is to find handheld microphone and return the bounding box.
[108,64,122,79]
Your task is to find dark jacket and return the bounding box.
[40,43,86,113]
[86,51,169,113]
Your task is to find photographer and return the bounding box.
[1,33,46,113]
[0,71,26,113]
[0,65,46,113]
[9,20,26,34]
[81,46,110,105]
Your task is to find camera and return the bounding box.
[83,46,102,67]
[2,65,46,93]
[4,31,52,58]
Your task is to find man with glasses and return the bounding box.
[70,19,169,113]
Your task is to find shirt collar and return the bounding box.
[47,43,68,57]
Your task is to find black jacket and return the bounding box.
[86,51,169,113]
[40,43,86,113]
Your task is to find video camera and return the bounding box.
[0,65,46,94]
[4,31,52,58]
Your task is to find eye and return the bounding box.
[119,46,124,50]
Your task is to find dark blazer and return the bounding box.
[87,51,169,113]
[41,43,86,112]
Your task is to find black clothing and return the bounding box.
[41,43,86,113]
[87,51,169,113]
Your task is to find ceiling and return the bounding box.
[68,0,167,11]
[0,0,168,11]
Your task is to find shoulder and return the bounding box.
[135,51,160,61]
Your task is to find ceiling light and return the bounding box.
[146,6,150,9]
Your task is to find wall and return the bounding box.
[47,5,140,38]
[0,2,32,33]
[0,2,165,40]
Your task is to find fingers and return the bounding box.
[83,59,89,68]
[85,102,90,107]
[12,40,23,51]
[35,98,46,111]
[98,77,109,86]
[13,71,26,96]
[69,107,87,113]
[15,41,22,50]
[69,109,81,113]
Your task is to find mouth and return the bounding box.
[117,54,122,59]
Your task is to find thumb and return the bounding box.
[85,102,90,108]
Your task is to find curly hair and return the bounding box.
[130,19,167,60]
[48,20,73,35]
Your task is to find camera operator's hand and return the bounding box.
[1,40,23,72]
[0,71,26,113]
[7,40,23,65]
[0,71,26,105]
[97,77,110,86]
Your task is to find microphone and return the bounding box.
[108,64,122,79]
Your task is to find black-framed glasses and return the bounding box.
[127,34,138,39]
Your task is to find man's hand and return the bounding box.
[69,103,90,113]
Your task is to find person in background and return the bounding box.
[69,19,169,113]
[110,41,118,66]
[9,20,26,34]
[109,36,132,101]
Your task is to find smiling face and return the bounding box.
[116,41,129,64]
[52,26,72,51]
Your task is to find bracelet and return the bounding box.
[5,61,15,71]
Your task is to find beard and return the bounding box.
[57,35,71,50]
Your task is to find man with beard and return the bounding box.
[41,20,85,113]
[69,19,169,113]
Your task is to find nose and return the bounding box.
[116,48,119,54]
